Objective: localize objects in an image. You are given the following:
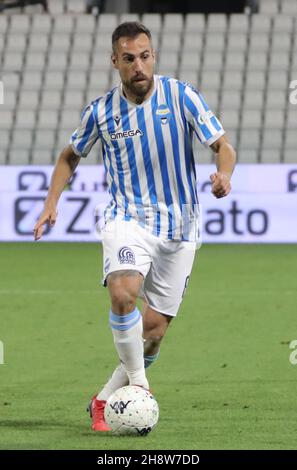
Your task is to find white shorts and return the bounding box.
[101,219,197,317]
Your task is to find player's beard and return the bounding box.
[123,74,154,104]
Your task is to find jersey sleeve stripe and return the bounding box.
[184,93,213,141]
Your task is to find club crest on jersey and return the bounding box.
[118,246,136,265]
[156,104,171,125]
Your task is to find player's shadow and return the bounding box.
[0,419,114,436]
[1,420,147,439]
[0,419,81,429]
[80,430,146,439]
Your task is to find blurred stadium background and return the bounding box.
[1,0,297,451]
[0,0,296,166]
[0,0,296,243]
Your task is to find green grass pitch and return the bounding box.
[0,243,296,450]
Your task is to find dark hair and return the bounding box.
[112,22,152,53]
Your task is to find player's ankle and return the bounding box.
[128,375,149,391]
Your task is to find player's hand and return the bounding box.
[33,204,57,241]
[210,172,231,198]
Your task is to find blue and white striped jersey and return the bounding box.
[70,75,225,241]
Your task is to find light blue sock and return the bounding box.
[109,308,149,389]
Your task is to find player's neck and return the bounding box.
[122,82,154,105]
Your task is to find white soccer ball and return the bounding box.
[104,385,159,436]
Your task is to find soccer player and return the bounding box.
[34,22,236,432]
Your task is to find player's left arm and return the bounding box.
[209,135,236,199]
[182,83,236,198]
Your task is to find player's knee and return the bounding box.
[107,273,141,314]
[109,288,137,314]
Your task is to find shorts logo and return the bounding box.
[104,257,111,273]
[118,246,135,265]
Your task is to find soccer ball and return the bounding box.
[104,385,159,436]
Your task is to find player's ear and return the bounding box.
[152,49,156,65]
[111,53,118,70]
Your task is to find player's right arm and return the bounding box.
[33,145,80,240]
[34,101,99,240]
